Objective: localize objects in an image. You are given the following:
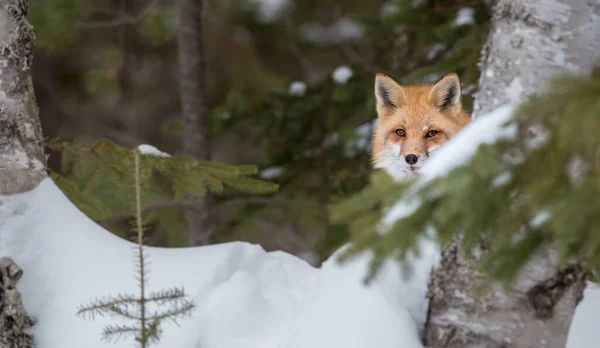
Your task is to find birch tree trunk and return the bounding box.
[0,0,47,345]
[175,0,217,246]
[423,0,600,347]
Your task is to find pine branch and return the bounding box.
[101,324,140,343]
[76,293,140,320]
[104,304,142,321]
[147,301,195,323]
[146,288,188,304]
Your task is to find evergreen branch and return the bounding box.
[76,293,140,319]
[146,288,188,304]
[101,324,140,343]
[147,301,195,323]
[105,304,142,320]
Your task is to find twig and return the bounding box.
[78,0,160,29]
[133,151,147,348]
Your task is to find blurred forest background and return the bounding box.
[30,0,490,266]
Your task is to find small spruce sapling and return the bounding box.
[76,149,195,347]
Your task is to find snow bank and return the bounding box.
[0,178,428,348]
[3,101,598,348]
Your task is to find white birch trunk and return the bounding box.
[0,0,47,195]
[423,0,600,347]
[0,0,46,345]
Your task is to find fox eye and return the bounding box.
[426,130,438,138]
[395,129,405,137]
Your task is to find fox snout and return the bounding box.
[404,154,418,165]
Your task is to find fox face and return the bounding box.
[372,73,471,179]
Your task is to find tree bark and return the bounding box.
[0,0,47,195]
[175,0,217,246]
[423,0,600,347]
[0,257,34,347]
[0,0,48,346]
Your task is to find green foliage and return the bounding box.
[138,6,177,46]
[210,0,490,259]
[333,72,600,284]
[77,150,194,347]
[29,0,87,49]
[47,139,279,246]
[84,44,124,96]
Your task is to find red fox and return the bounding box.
[372,73,471,179]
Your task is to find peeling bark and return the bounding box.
[0,257,34,348]
[0,1,46,345]
[424,0,600,347]
[175,0,217,246]
[474,0,600,117]
[0,0,47,195]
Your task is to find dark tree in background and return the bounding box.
[175,0,216,246]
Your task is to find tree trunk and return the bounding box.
[0,0,47,195]
[0,0,48,345]
[423,0,600,347]
[175,0,217,246]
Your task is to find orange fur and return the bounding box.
[372,73,471,179]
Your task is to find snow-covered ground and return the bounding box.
[0,104,598,347]
[0,178,436,348]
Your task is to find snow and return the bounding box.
[137,144,170,158]
[567,154,589,186]
[567,282,600,348]
[332,66,353,84]
[289,81,307,96]
[259,166,285,179]
[530,210,550,228]
[250,0,291,24]
[380,1,400,19]
[344,120,377,157]
[454,8,475,27]
[491,171,513,188]
[300,18,364,45]
[1,177,430,348]
[425,43,446,61]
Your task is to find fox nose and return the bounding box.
[405,154,418,165]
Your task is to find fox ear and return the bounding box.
[429,73,461,110]
[375,73,406,116]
